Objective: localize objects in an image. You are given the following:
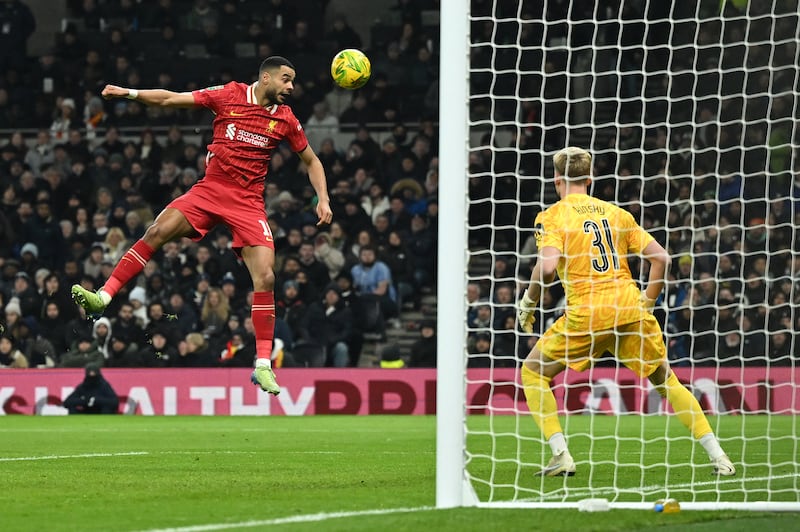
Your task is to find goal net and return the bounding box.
[437,0,800,510]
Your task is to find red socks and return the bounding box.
[252,291,276,360]
[102,240,156,297]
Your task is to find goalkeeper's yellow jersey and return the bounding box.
[533,193,654,332]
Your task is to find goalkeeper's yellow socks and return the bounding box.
[657,370,714,441]
[521,365,563,441]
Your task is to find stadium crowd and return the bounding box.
[0,0,441,369]
[1,0,798,372]
[465,0,800,368]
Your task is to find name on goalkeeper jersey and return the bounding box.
[572,204,605,215]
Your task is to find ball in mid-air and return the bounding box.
[330,49,371,90]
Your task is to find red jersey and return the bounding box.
[192,81,308,190]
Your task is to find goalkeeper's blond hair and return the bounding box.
[553,147,592,183]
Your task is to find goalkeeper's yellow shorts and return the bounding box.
[537,314,666,377]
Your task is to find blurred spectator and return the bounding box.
[138,129,163,171]
[285,19,315,55]
[62,364,119,414]
[298,283,354,367]
[22,199,66,268]
[491,283,516,329]
[138,328,178,367]
[372,213,392,249]
[338,196,373,237]
[60,332,105,368]
[305,102,340,151]
[103,227,129,263]
[24,130,54,177]
[9,271,42,316]
[362,183,391,223]
[184,0,218,31]
[92,316,113,359]
[200,286,229,345]
[168,291,199,338]
[379,344,404,368]
[128,286,149,326]
[271,191,303,232]
[50,98,76,142]
[83,243,106,280]
[467,332,493,368]
[381,230,415,310]
[344,228,374,269]
[313,232,345,281]
[351,167,374,199]
[340,93,377,125]
[374,41,407,89]
[106,336,141,367]
[275,278,307,341]
[84,95,107,141]
[111,301,146,346]
[768,331,794,365]
[350,245,397,335]
[0,333,28,368]
[407,46,437,97]
[406,213,436,290]
[297,240,331,291]
[142,2,179,30]
[39,300,68,356]
[326,14,362,50]
[220,272,246,311]
[144,300,174,341]
[408,319,437,367]
[219,327,256,367]
[0,0,35,70]
[386,194,412,233]
[175,332,216,367]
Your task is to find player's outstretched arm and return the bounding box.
[298,145,333,226]
[639,239,671,312]
[101,84,197,108]
[518,246,560,333]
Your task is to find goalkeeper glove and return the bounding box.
[518,293,537,333]
[639,292,657,313]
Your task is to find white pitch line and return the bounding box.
[0,451,149,462]
[0,449,425,463]
[535,472,800,501]
[138,506,437,532]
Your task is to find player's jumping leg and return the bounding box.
[649,364,736,476]
[521,350,575,477]
[242,245,280,395]
[72,208,194,315]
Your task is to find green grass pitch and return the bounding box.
[1,415,798,531]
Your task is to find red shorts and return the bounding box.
[166,162,274,250]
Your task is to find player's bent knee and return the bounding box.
[251,269,275,292]
[521,363,549,384]
[143,223,169,247]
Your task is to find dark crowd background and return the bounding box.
[466,0,800,369]
[1,0,798,372]
[0,0,441,369]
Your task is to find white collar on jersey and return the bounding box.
[247,83,278,114]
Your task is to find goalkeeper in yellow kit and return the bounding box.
[518,147,735,477]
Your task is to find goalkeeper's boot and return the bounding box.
[535,450,576,477]
[712,454,736,476]
[71,285,108,316]
[250,365,281,395]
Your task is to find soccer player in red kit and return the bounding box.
[71,56,333,395]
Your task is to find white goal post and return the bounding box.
[436,0,800,511]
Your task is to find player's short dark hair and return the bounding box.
[259,56,295,73]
